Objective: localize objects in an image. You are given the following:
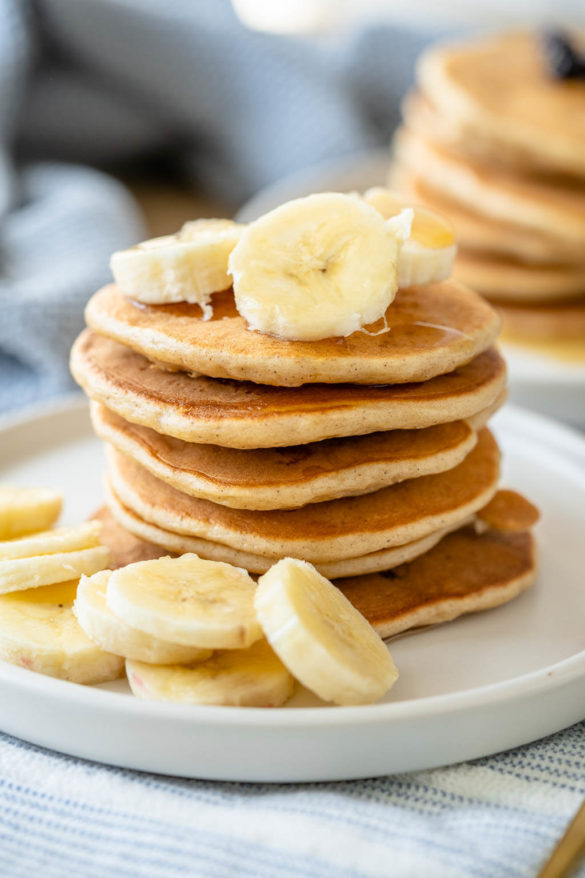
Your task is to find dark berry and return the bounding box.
[542,31,585,80]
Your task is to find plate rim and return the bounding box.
[1,397,585,731]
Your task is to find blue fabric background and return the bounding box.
[0,0,434,413]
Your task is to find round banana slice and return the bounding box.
[0,544,111,595]
[126,639,294,707]
[228,192,410,341]
[364,187,457,288]
[0,485,62,540]
[110,219,244,314]
[106,554,262,649]
[0,581,124,684]
[255,558,398,706]
[75,571,213,665]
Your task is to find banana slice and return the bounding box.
[228,192,411,341]
[0,486,62,540]
[106,554,262,649]
[364,187,456,288]
[0,545,111,595]
[0,521,102,560]
[0,581,124,683]
[75,570,213,664]
[255,558,398,706]
[110,219,244,314]
[126,639,294,707]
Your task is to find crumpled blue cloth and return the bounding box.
[0,0,435,413]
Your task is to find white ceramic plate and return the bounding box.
[237,151,585,429]
[0,396,584,780]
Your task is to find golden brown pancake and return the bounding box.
[417,32,585,178]
[476,489,540,533]
[91,402,478,510]
[393,128,585,244]
[338,527,537,638]
[455,250,585,303]
[105,428,500,562]
[93,507,537,638]
[84,282,500,387]
[71,331,507,448]
[497,300,585,344]
[103,488,471,578]
[392,163,585,265]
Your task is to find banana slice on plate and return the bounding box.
[255,558,398,706]
[364,187,457,288]
[0,521,102,560]
[228,192,411,341]
[126,639,294,707]
[75,570,213,665]
[0,486,62,540]
[106,554,262,649]
[110,219,244,314]
[0,581,124,683]
[0,544,111,595]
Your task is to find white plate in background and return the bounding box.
[0,397,585,781]
[237,152,585,429]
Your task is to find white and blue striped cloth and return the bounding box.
[2,722,585,877]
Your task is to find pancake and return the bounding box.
[338,527,537,638]
[91,402,478,510]
[71,332,507,448]
[497,300,585,345]
[84,282,500,387]
[105,428,500,563]
[393,128,585,244]
[416,32,585,179]
[476,489,540,533]
[455,251,585,303]
[103,491,472,578]
[392,164,585,265]
[93,507,537,638]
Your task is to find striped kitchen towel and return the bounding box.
[1,722,585,877]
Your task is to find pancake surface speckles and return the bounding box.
[84,282,500,386]
[71,331,507,448]
[91,402,478,510]
[104,428,500,562]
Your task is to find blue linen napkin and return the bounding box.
[0,0,434,413]
[1,722,585,877]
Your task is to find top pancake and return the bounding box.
[417,31,585,178]
[85,282,500,387]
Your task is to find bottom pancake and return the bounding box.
[92,507,537,639]
[338,528,536,638]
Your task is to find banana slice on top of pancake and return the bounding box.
[364,187,457,287]
[110,219,244,315]
[229,192,411,341]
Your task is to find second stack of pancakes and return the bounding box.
[390,31,585,356]
[71,254,516,584]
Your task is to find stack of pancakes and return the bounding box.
[71,272,538,639]
[390,31,585,357]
